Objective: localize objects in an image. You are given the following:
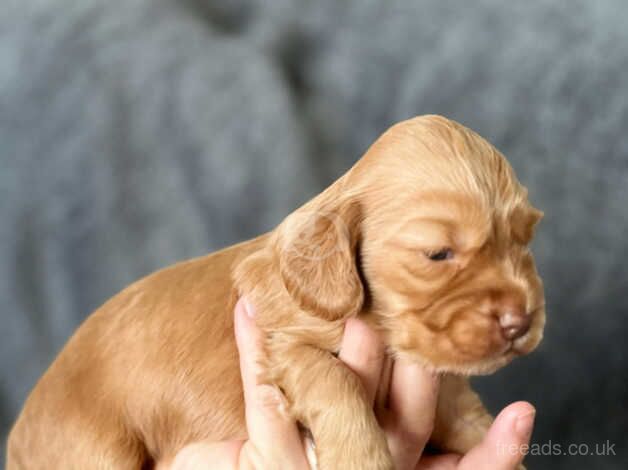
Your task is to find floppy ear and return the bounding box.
[511,206,544,244]
[276,198,364,320]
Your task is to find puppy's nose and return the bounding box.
[499,310,531,340]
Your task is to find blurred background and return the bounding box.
[1,0,627,468]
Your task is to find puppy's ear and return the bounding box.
[511,206,544,244]
[276,198,364,320]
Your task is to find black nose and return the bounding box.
[499,311,531,340]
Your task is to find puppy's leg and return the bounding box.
[7,416,149,470]
[430,375,493,455]
[272,345,393,470]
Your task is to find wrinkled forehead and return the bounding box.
[346,116,542,243]
[364,188,542,250]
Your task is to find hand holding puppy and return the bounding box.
[168,299,534,470]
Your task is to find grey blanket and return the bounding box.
[2,1,627,468]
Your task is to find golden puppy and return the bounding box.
[8,115,545,470]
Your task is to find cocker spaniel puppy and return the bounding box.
[8,115,545,470]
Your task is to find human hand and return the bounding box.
[168,298,534,469]
[332,312,535,470]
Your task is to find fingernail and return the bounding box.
[243,298,255,318]
[515,409,536,440]
[257,385,288,415]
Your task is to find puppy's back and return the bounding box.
[7,235,267,468]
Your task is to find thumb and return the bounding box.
[458,401,535,470]
[234,298,308,469]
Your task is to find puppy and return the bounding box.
[8,115,545,470]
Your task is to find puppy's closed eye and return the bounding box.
[425,248,454,261]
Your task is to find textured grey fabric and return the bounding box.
[1,1,627,468]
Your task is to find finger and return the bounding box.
[382,360,440,470]
[234,298,267,396]
[234,298,308,468]
[458,401,535,470]
[338,318,385,405]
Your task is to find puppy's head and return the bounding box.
[277,115,545,375]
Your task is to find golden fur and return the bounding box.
[7,115,545,469]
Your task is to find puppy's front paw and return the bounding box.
[368,444,395,470]
[359,433,395,470]
[315,429,393,470]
